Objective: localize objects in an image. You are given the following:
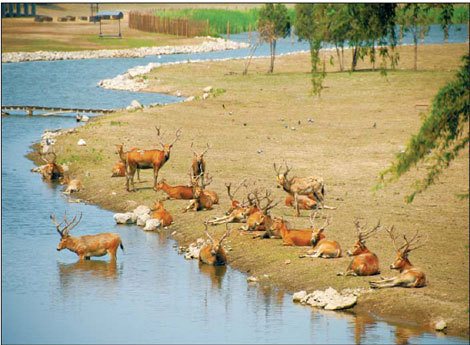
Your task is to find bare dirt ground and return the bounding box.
[28,43,469,338]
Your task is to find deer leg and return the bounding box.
[153,167,159,191]
[294,193,300,217]
[137,168,141,182]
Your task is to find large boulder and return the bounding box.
[114,212,136,224]
[137,213,151,227]
[133,205,151,217]
[296,287,357,311]
[143,219,161,231]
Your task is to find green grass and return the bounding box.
[153,8,295,35]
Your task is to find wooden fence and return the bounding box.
[128,11,208,37]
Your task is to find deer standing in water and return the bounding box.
[338,218,381,276]
[370,226,426,288]
[199,222,230,266]
[273,162,325,216]
[51,212,124,261]
[124,126,181,192]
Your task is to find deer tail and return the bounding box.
[120,241,125,253]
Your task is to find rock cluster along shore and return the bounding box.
[1,37,249,63]
[293,287,372,311]
[114,205,162,231]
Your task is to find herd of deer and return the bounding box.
[40,126,427,289]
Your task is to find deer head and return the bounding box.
[191,142,210,164]
[51,212,83,250]
[225,179,247,214]
[156,126,182,159]
[251,188,279,215]
[348,217,381,256]
[273,161,292,188]
[309,211,332,245]
[386,226,427,270]
[204,222,230,257]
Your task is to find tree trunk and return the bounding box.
[335,44,344,72]
[269,40,273,73]
[351,45,359,72]
[371,42,376,71]
[270,39,277,73]
[414,33,418,71]
[444,24,448,43]
[400,25,403,45]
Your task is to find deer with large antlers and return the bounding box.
[40,152,64,181]
[191,142,210,186]
[273,162,326,217]
[240,189,279,232]
[124,126,181,192]
[338,218,381,276]
[207,179,253,225]
[370,227,426,288]
[183,172,215,212]
[309,213,341,258]
[51,212,124,261]
[199,222,230,266]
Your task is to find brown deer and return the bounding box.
[199,222,230,266]
[241,189,279,232]
[273,162,326,216]
[124,126,181,192]
[51,212,124,261]
[189,171,218,204]
[191,142,210,186]
[309,213,341,258]
[60,177,83,194]
[370,227,427,288]
[114,145,140,180]
[285,194,317,210]
[183,173,214,212]
[207,179,250,225]
[156,179,194,200]
[338,218,381,276]
[151,200,173,226]
[40,152,64,181]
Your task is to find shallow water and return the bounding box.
[2,24,469,344]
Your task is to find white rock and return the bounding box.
[133,205,151,217]
[77,139,86,146]
[247,276,258,283]
[81,115,89,122]
[202,93,209,100]
[293,291,307,302]
[176,91,182,97]
[137,213,151,227]
[324,295,357,310]
[130,100,142,109]
[434,320,447,331]
[184,96,195,102]
[113,212,135,224]
[143,219,161,231]
[203,86,213,93]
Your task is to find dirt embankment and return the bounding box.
[32,43,469,338]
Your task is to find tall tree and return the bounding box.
[375,56,470,202]
[257,4,290,73]
[400,4,430,70]
[294,3,324,96]
[436,4,454,43]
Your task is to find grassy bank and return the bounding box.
[37,43,469,337]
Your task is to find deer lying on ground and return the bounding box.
[285,194,318,210]
[40,152,64,181]
[309,213,341,258]
[52,212,124,261]
[124,126,181,192]
[274,162,328,216]
[207,179,251,225]
[156,178,194,200]
[370,226,426,289]
[151,200,173,226]
[191,142,210,186]
[183,173,215,212]
[267,217,313,243]
[199,222,230,266]
[113,145,140,179]
[240,189,279,232]
[60,177,83,194]
[189,171,218,204]
[338,218,381,276]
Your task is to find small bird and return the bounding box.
[373,122,377,128]
[280,117,285,121]
[298,120,301,125]
[229,111,233,115]
[243,122,247,126]
[284,125,288,128]
[307,118,314,123]
[257,149,263,154]
[291,127,296,131]
[222,104,226,109]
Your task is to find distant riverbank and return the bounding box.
[1,37,248,63]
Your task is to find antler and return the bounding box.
[190,142,197,155]
[51,211,83,237]
[203,221,214,242]
[402,230,427,254]
[309,211,331,230]
[155,126,165,147]
[201,143,210,156]
[354,217,381,242]
[220,223,231,243]
[253,189,279,213]
[225,178,247,201]
[201,172,213,189]
[169,128,182,147]
[384,225,403,252]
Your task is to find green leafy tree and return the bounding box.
[400,4,430,70]
[436,4,454,43]
[294,3,325,96]
[375,56,470,203]
[257,4,290,73]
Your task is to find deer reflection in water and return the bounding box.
[57,260,121,295]
[198,262,227,289]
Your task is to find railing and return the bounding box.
[128,11,208,37]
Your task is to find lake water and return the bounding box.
[1,24,469,344]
